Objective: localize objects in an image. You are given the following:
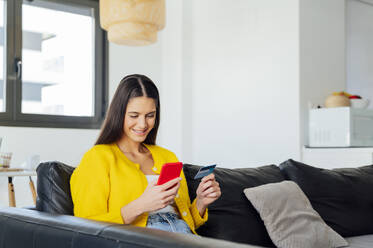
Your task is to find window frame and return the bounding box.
[0,0,108,129]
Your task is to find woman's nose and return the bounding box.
[137,116,147,129]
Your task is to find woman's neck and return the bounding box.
[117,137,146,154]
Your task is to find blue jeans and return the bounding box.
[146,213,192,234]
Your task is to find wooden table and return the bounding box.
[0,168,37,207]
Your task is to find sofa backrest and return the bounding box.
[279,159,373,237]
[183,163,284,247]
[36,160,373,247]
[36,161,75,215]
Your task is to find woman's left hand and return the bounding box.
[195,173,221,216]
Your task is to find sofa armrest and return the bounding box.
[22,206,36,210]
[0,208,263,248]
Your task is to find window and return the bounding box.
[0,0,107,128]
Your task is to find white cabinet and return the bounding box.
[309,107,373,147]
[302,147,373,169]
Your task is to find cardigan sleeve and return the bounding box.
[190,198,208,229]
[70,148,123,224]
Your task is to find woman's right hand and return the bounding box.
[137,177,181,213]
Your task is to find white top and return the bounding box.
[145,175,178,215]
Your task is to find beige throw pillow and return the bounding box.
[243,181,348,248]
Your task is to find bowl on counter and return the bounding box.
[350,99,370,109]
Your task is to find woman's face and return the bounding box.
[123,96,156,143]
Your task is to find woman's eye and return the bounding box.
[147,115,155,118]
[130,115,138,118]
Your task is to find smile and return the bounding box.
[132,129,147,135]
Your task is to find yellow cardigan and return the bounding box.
[70,143,208,234]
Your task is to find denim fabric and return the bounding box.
[146,213,192,234]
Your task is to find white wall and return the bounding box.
[186,0,301,167]
[346,0,373,108]
[108,40,163,102]
[299,0,346,147]
[0,127,98,207]
[0,128,98,167]
[158,0,183,158]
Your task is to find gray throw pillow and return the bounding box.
[243,181,348,248]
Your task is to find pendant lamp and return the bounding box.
[100,0,165,46]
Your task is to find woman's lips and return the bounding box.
[132,129,147,135]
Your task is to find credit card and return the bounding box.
[194,164,216,179]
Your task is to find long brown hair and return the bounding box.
[95,74,160,145]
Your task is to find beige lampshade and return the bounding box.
[100,0,165,46]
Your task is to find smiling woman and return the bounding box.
[70,74,221,235]
[95,74,161,146]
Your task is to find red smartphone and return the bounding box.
[157,162,183,185]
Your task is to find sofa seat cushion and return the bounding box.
[183,164,285,247]
[279,159,373,237]
[36,161,75,215]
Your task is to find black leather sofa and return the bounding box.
[1,160,373,248]
[0,207,258,248]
